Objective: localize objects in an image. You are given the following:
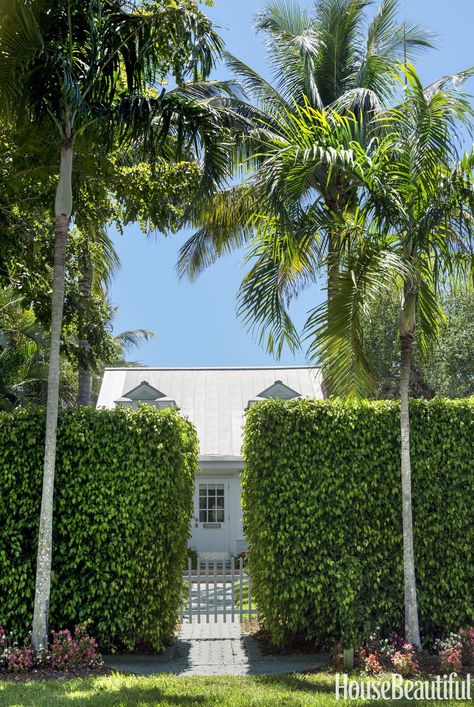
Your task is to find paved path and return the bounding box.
[105,619,327,676]
[182,579,252,622]
[105,617,327,675]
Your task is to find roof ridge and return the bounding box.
[103,365,320,371]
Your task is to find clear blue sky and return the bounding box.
[109,0,474,367]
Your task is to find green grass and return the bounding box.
[0,672,471,706]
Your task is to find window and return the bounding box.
[199,483,225,523]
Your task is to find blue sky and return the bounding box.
[109,0,474,367]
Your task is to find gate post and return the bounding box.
[187,556,192,623]
[223,558,227,623]
[231,556,235,622]
[197,556,201,623]
[214,560,218,622]
[239,556,244,623]
[205,561,209,623]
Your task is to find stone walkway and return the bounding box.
[105,618,327,676]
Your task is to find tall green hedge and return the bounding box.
[0,406,197,651]
[243,398,474,647]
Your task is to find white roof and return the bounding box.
[97,366,324,461]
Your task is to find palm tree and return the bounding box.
[178,0,433,335]
[0,0,222,650]
[309,65,474,645]
[0,287,76,409]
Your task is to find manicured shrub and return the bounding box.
[243,398,474,647]
[0,406,198,651]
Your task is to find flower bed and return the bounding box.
[0,624,103,679]
[330,627,474,678]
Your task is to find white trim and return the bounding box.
[198,459,243,472]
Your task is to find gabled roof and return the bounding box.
[98,366,324,461]
[257,380,301,400]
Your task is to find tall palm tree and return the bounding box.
[309,65,474,645]
[178,0,433,335]
[0,0,222,650]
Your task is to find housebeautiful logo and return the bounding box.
[335,673,472,701]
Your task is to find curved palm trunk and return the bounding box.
[32,140,74,652]
[400,295,421,649]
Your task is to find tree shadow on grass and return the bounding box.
[0,672,415,706]
[0,677,208,707]
[250,673,335,695]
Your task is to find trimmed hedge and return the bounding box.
[0,406,197,651]
[242,398,474,647]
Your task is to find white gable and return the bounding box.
[98,366,324,461]
[257,380,301,400]
[121,381,166,401]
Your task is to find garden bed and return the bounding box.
[0,665,111,683]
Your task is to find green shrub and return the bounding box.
[242,398,474,647]
[0,406,197,652]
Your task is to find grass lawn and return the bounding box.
[0,672,471,706]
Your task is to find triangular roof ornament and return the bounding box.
[121,381,166,401]
[256,380,301,400]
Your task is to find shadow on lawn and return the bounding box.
[0,672,391,706]
[0,678,205,706]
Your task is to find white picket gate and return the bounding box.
[181,557,257,623]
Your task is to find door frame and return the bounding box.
[190,462,244,556]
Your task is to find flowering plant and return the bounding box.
[439,646,463,673]
[50,625,101,671]
[435,627,474,668]
[459,628,474,665]
[359,648,383,675]
[7,646,35,673]
[391,643,419,677]
[1,623,101,674]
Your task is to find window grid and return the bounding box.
[199,483,225,523]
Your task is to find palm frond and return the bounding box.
[114,328,154,352]
[0,0,43,113]
[237,241,302,358]
[305,240,410,397]
[255,0,322,107]
[177,186,256,281]
[223,52,288,114]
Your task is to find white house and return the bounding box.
[97,366,324,560]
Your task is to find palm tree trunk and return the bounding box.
[400,297,421,649]
[77,258,92,406]
[324,229,339,398]
[32,140,74,652]
[327,232,339,301]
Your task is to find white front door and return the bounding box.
[190,477,230,555]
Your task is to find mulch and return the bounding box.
[242,620,474,678]
[0,665,112,683]
[243,619,326,656]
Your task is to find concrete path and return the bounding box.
[182,579,239,621]
[104,618,327,676]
